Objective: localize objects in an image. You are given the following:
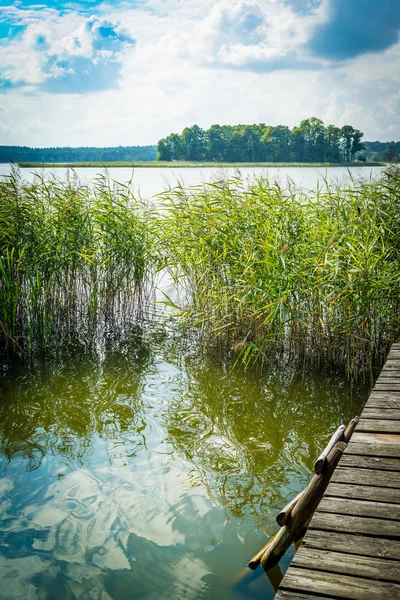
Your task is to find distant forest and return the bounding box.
[361,141,400,163]
[157,118,399,163]
[1,125,398,165]
[0,145,157,164]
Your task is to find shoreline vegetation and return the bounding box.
[159,166,400,378]
[1,166,400,379]
[16,160,386,168]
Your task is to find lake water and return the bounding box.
[0,327,368,600]
[0,163,386,198]
[0,162,372,599]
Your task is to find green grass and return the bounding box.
[158,167,400,378]
[17,161,386,169]
[0,168,155,358]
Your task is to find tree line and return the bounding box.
[157,118,367,163]
[361,141,400,163]
[0,145,157,164]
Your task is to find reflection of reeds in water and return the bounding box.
[159,167,400,378]
[0,168,155,358]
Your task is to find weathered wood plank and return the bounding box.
[303,529,400,560]
[346,441,400,457]
[374,383,400,391]
[318,496,400,520]
[357,419,400,433]
[368,390,400,397]
[366,400,400,410]
[368,391,400,402]
[326,482,400,503]
[332,466,400,488]
[350,431,400,445]
[363,408,400,420]
[311,511,400,538]
[280,567,400,600]
[292,547,400,583]
[339,453,400,471]
[275,591,333,600]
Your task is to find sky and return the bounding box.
[0,0,399,147]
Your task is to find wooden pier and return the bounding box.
[275,343,400,600]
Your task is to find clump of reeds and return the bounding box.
[159,167,400,378]
[0,168,155,358]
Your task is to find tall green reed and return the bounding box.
[159,168,400,378]
[0,168,155,358]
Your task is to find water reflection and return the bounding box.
[0,331,368,599]
[163,356,366,531]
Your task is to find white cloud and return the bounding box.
[0,0,398,145]
[0,11,135,92]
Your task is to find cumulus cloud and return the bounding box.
[0,11,136,93]
[186,0,323,70]
[308,0,400,60]
[0,0,399,144]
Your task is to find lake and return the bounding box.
[0,162,373,599]
[0,328,368,600]
[0,163,386,199]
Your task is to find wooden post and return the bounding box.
[276,489,305,527]
[342,416,359,442]
[314,425,346,474]
[256,441,346,571]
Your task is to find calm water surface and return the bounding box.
[0,326,368,600]
[0,164,386,198]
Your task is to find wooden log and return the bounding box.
[342,416,359,443]
[259,442,346,571]
[248,531,278,570]
[276,490,304,527]
[314,425,346,474]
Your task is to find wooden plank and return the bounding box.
[346,441,400,458]
[351,431,400,445]
[280,567,400,599]
[311,512,400,538]
[339,454,400,472]
[368,391,400,398]
[374,383,400,391]
[292,547,400,583]
[303,529,400,560]
[366,400,400,410]
[357,419,400,433]
[326,482,400,503]
[275,591,333,600]
[368,391,400,403]
[318,496,400,520]
[332,467,400,488]
[363,408,400,419]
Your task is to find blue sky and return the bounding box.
[0,0,399,146]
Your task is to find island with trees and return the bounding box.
[157,118,367,163]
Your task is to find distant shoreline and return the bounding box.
[15,160,386,168]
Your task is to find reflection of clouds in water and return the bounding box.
[1,467,213,599]
[0,555,51,599]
